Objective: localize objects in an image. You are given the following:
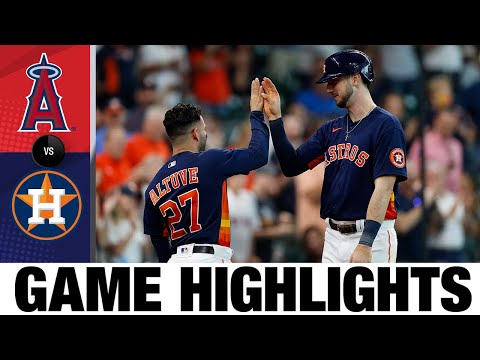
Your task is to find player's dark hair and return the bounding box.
[163,103,202,142]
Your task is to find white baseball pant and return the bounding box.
[168,243,233,263]
[322,218,397,263]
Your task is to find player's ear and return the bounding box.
[353,73,361,86]
[192,127,200,141]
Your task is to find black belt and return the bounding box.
[192,245,215,254]
[174,244,215,255]
[329,219,358,234]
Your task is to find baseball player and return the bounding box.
[143,78,269,263]
[263,49,408,263]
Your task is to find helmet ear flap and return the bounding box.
[362,62,375,82]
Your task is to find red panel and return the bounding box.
[0,45,90,153]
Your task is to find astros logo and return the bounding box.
[390,148,405,168]
[18,53,70,132]
[12,170,81,240]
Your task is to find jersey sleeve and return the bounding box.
[143,192,166,237]
[205,111,269,177]
[143,195,172,262]
[270,119,327,176]
[373,122,408,183]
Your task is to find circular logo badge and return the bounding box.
[32,135,65,167]
[12,170,82,240]
[390,148,405,168]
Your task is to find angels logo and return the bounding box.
[12,170,82,240]
[18,53,70,132]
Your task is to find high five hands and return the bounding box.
[261,77,281,121]
[250,78,264,112]
[250,77,282,121]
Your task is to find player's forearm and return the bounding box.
[246,111,269,169]
[359,176,396,247]
[269,118,308,177]
[367,176,397,222]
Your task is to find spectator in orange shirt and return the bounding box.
[123,105,172,169]
[189,45,232,120]
[96,126,131,196]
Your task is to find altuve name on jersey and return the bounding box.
[149,167,199,206]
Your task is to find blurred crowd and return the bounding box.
[95,45,480,263]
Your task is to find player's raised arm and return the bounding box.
[211,78,270,177]
[263,77,325,177]
[245,77,269,169]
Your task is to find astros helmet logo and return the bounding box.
[18,53,70,132]
[12,170,82,240]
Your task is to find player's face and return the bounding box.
[326,75,354,108]
[198,116,207,152]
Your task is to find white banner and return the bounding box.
[0,263,478,314]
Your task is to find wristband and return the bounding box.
[358,219,381,247]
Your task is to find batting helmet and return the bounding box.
[315,49,374,84]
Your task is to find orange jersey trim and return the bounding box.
[218,180,230,246]
[384,191,397,220]
[308,154,325,169]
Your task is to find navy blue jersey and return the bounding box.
[143,111,269,256]
[270,106,407,221]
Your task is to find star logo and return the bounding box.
[390,148,405,168]
[12,170,82,240]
